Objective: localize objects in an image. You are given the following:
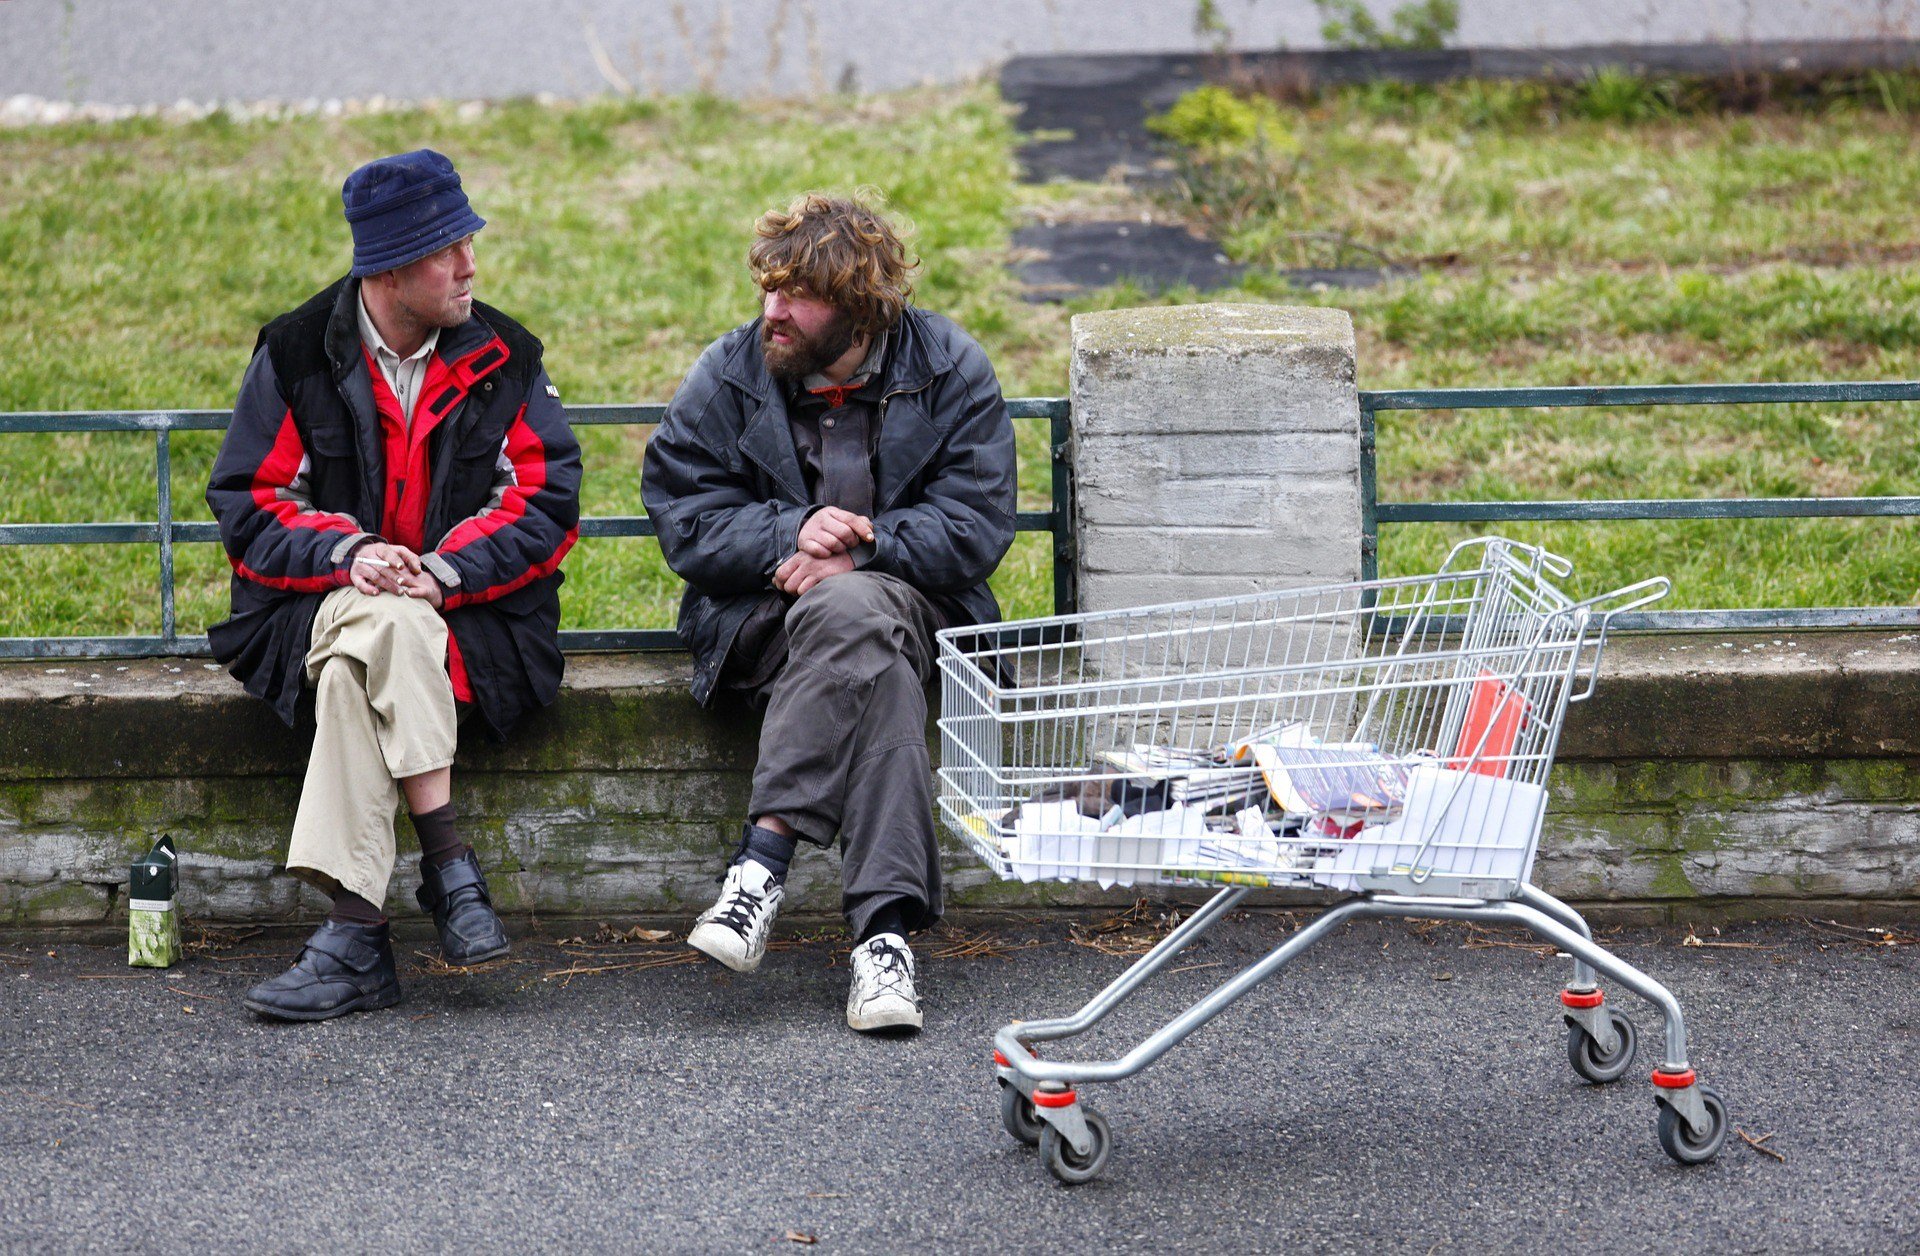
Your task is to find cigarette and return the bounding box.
[353,555,395,569]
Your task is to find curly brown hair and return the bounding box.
[748,192,916,338]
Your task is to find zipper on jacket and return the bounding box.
[875,377,942,511]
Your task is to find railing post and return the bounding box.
[1067,304,1363,611]
[1359,399,1379,585]
[1050,400,1076,616]
[155,425,176,651]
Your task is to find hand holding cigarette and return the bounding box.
[348,543,425,598]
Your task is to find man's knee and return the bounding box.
[332,589,444,648]
[313,653,366,707]
[355,590,440,628]
[785,572,901,644]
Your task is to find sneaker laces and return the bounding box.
[711,882,768,935]
[859,937,915,998]
[707,863,779,937]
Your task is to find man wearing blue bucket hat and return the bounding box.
[207,149,581,1021]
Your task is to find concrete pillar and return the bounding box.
[1067,303,1362,612]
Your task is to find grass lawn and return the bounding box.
[5,81,1920,645]
[0,87,1069,641]
[1126,86,1920,606]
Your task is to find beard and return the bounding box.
[404,291,473,331]
[394,289,472,333]
[760,309,858,380]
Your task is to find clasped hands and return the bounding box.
[349,541,445,608]
[772,506,874,596]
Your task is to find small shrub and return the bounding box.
[1450,79,1551,129]
[1315,0,1459,51]
[1147,84,1296,154]
[1147,86,1305,239]
[1347,79,1436,122]
[1570,69,1678,124]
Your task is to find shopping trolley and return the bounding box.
[936,537,1727,1184]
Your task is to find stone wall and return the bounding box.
[4,631,1918,927]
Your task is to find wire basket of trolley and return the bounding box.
[935,536,1727,1185]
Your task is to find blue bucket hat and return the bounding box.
[341,149,486,278]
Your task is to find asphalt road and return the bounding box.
[2,911,1916,1252]
[0,1,1898,106]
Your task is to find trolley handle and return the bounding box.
[1438,535,1574,581]
[1567,576,1672,702]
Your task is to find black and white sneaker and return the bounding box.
[688,859,784,973]
[847,933,923,1033]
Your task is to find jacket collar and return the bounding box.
[319,277,512,513]
[323,276,505,385]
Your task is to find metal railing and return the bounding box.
[12,378,1919,658]
[1359,380,1920,631]
[0,399,1075,659]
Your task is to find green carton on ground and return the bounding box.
[128,835,181,968]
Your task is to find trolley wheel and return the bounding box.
[1656,1085,1729,1165]
[1039,1108,1112,1186]
[998,1082,1046,1147]
[1565,1009,1639,1084]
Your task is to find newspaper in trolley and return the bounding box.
[937,538,1613,899]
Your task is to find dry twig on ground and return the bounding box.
[541,950,703,985]
[4,1088,96,1111]
[1458,923,1560,958]
[1680,924,1777,950]
[410,950,515,978]
[183,923,266,960]
[1069,898,1185,958]
[1737,1127,1787,1162]
[920,924,1049,961]
[1798,918,1917,948]
[550,923,675,948]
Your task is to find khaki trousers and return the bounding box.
[284,587,458,904]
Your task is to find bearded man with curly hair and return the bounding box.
[642,193,1016,1033]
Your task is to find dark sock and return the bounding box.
[857,900,909,944]
[735,821,798,882]
[328,889,386,928]
[412,802,469,869]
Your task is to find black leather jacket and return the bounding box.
[642,306,1017,704]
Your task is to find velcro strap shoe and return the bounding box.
[415,851,511,966]
[242,920,401,1022]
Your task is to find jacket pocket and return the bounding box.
[302,418,356,458]
[297,418,361,509]
[444,437,506,520]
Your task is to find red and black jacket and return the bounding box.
[206,277,582,735]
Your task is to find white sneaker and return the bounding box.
[688,860,784,973]
[847,933,923,1033]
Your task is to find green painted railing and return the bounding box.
[1359,381,1920,630]
[11,378,1916,658]
[0,399,1075,659]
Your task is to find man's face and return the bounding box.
[760,285,856,379]
[384,235,477,329]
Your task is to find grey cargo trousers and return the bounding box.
[727,571,944,938]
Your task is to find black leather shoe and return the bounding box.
[416,851,510,966]
[242,920,401,1022]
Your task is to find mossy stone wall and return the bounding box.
[4,634,1918,927]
